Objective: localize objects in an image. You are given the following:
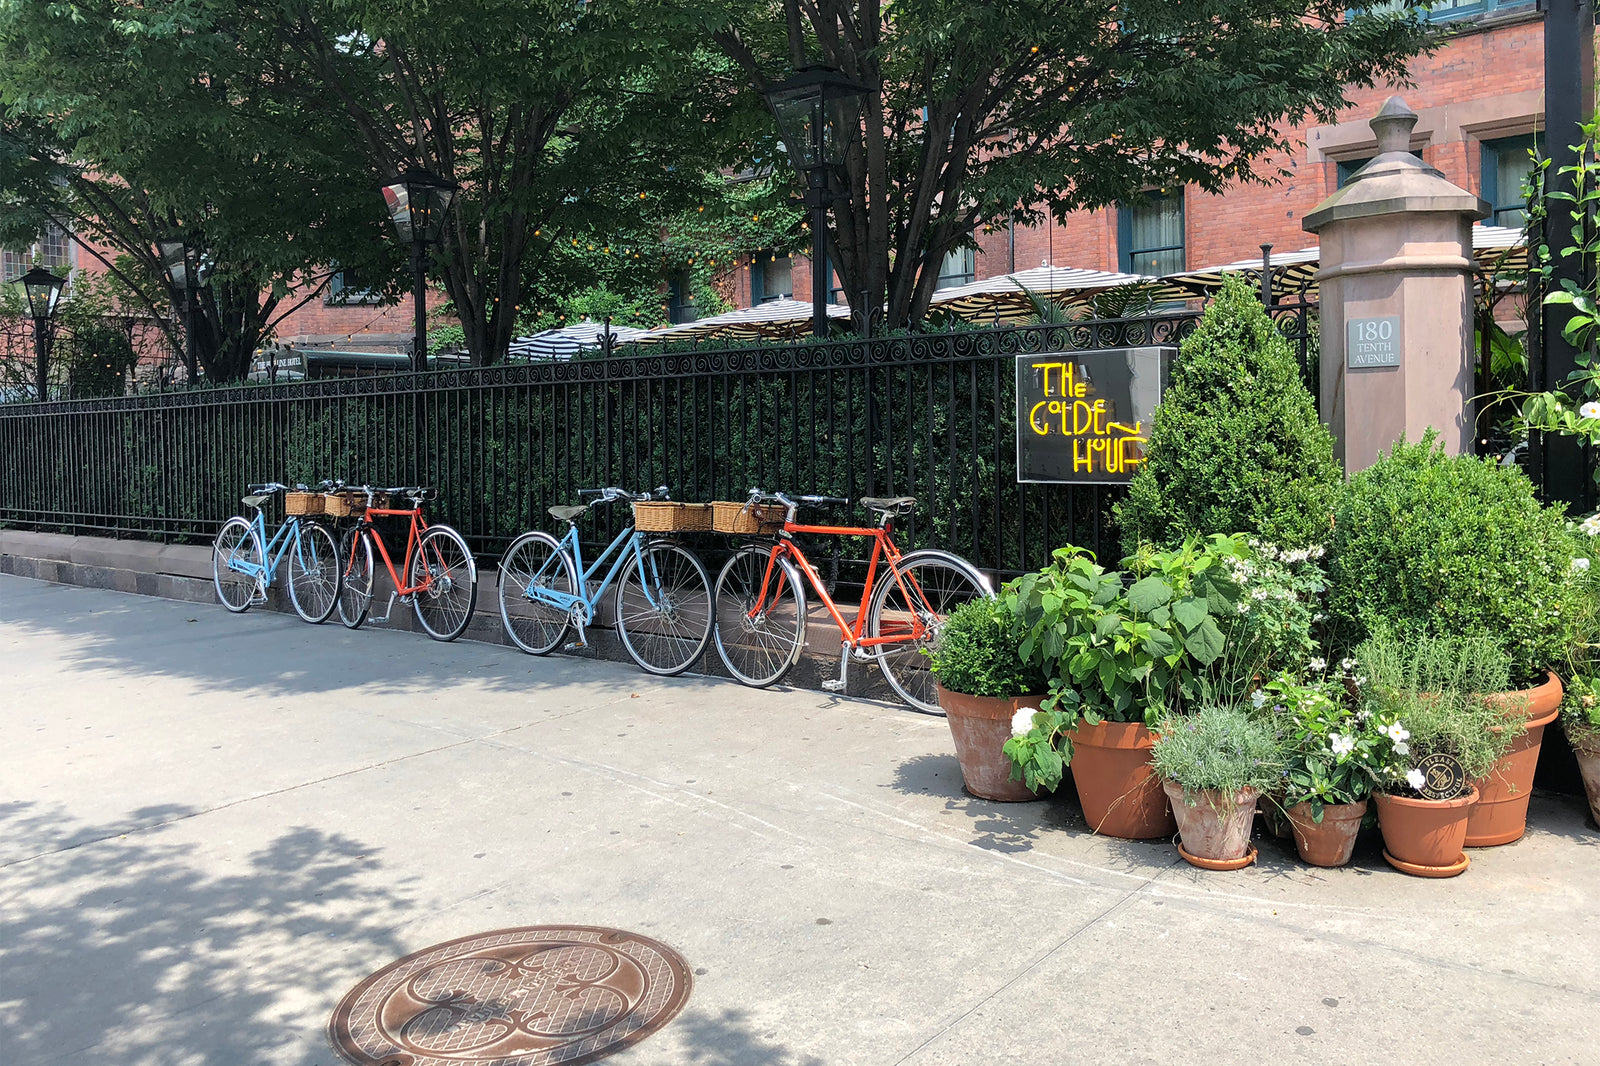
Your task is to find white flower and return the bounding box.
[1574,557,1592,572]
[1308,657,1327,672]
[1384,722,1411,744]
[1339,657,1357,673]
[1330,733,1356,757]
[1251,689,1268,710]
[1406,768,1427,791]
[1394,741,1409,756]
[1252,588,1270,601]
[1011,707,1038,737]
[1237,601,1251,614]
[1581,401,1600,420]
[1582,514,1600,537]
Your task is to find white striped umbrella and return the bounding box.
[630,298,852,345]
[508,320,649,360]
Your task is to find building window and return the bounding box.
[1118,190,1185,276]
[1336,156,1374,188]
[1357,0,1533,22]
[1481,133,1539,228]
[1,222,73,284]
[667,272,697,324]
[935,247,975,290]
[751,251,792,304]
[326,262,382,305]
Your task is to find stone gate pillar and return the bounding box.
[1302,96,1488,473]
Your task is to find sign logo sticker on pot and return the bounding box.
[1015,347,1172,484]
[1416,753,1467,801]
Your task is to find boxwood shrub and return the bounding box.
[929,597,1046,698]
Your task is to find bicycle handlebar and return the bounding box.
[746,488,848,510]
[247,482,286,494]
[576,486,670,504]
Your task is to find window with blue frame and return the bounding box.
[1358,0,1534,22]
[667,272,696,324]
[1118,190,1185,276]
[326,262,381,305]
[751,250,792,303]
[1336,156,1375,188]
[1481,133,1540,228]
[935,247,976,290]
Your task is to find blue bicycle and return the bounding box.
[212,481,342,623]
[496,486,713,676]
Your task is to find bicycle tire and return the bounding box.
[868,549,994,714]
[287,521,340,624]
[712,544,807,688]
[411,524,478,641]
[212,517,264,613]
[615,541,714,676]
[497,531,575,655]
[337,526,374,630]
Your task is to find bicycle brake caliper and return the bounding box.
[821,640,849,693]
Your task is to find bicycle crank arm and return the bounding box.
[820,640,851,693]
[563,605,589,651]
[369,591,398,624]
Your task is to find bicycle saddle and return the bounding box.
[549,504,588,522]
[241,494,271,509]
[860,496,917,516]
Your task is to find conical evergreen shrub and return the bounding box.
[1114,275,1339,554]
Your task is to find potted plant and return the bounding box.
[1263,669,1405,867]
[1151,703,1286,870]
[1360,632,1524,877]
[1328,432,1573,846]
[930,597,1048,801]
[1004,535,1257,839]
[1561,676,1600,828]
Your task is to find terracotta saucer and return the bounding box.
[1177,841,1258,871]
[1382,849,1471,878]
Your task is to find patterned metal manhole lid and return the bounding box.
[328,926,693,1066]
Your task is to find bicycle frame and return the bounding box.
[226,510,316,586]
[520,521,661,623]
[749,519,930,650]
[352,505,436,596]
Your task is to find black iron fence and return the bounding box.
[0,305,1316,578]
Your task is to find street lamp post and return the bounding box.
[13,266,67,401]
[381,169,459,373]
[762,65,873,338]
[157,236,199,383]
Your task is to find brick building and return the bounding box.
[731,2,1566,314]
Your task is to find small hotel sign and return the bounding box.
[1347,316,1401,369]
[1015,347,1171,484]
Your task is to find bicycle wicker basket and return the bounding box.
[633,501,714,533]
[283,492,323,515]
[711,500,786,535]
[322,491,388,517]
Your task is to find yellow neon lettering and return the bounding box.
[1029,400,1052,435]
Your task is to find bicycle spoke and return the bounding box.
[712,545,804,688]
[411,526,478,641]
[212,518,262,613]
[870,551,992,713]
[497,532,573,655]
[616,543,712,676]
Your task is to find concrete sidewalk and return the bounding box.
[1,574,1596,1066]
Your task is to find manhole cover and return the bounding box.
[328,925,693,1066]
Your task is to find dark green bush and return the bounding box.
[929,597,1045,698]
[1328,432,1574,684]
[1114,275,1339,553]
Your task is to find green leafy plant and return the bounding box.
[1357,630,1523,791]
[1327,431,1574,685]
[1561,675,1600,749]
[1150,703,1287,801]
[928,597,1046,698]
[1114,275,1341,553]
[1264,669,1406,820]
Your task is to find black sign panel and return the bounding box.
[1015,347,1173,484]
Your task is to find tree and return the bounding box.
[710,0,1434,329]
[0,2,394,383]
[265,0,760,364]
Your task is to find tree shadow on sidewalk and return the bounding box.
[0,799,418,1066]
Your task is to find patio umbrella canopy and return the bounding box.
[508,320,648,360]
[927,265,1183,323]
[631,298,852,345]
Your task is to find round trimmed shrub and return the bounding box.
[1328,432,1574,684]
[1115,275,1339,553]
[929,597,1046,698]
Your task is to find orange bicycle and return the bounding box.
[334,484,479,641]
[711,489,993,713]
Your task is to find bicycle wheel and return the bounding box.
[337,526,374,630]
[712,544,806,688]
[868,549,994,714]
[497,531,574,655]
[212,517,264,613]
[287,521,341,624]
[411,524,478,641]
[615,541,714,676]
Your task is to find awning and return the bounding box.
[508,320,649,360]
[927,265,1182,323]
[631,298,852,344]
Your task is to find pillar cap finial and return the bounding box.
[1371,96,1419,156]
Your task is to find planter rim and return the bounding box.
[1374,785,1479,811]
[1161,781,1261,805]
[1286,798,1368,820]
[1484,671,1562,720]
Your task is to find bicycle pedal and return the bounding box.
[563,640,589,652]
[371,591,397,624]
[821,678,847,693]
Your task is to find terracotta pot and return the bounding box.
[1163,781,1259,863]
[935,683,1044,802]
[1465,671,1563,847]
[1374,787,1478,876]
[1570,731,1600,830]
[1258,791,1294,840]
[1064,719,1175,839]
[1287,799,1368,868]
